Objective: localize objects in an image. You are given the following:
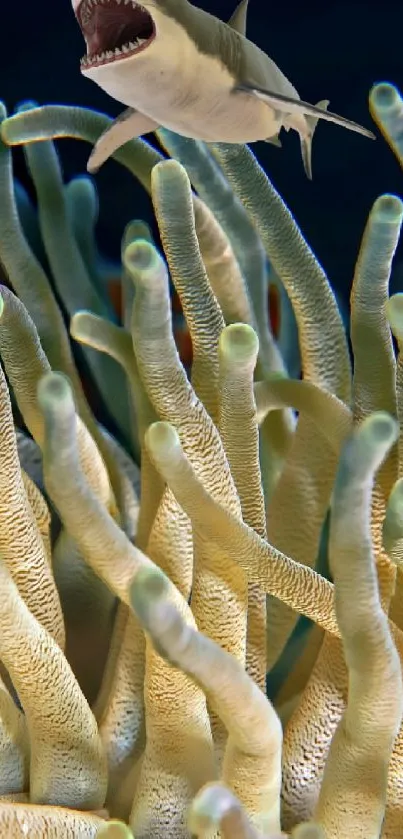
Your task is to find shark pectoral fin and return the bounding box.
[228,0,249,35]
[87,108,160,173]
[299,99,329,180]
[264,134,282,148]
[233,82,376,140]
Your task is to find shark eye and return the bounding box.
[78,0,155,68]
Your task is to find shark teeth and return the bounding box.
[79,0,147,26]
[80,36,148,68]
[79,0,141,26]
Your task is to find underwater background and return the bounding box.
[4,0,403,310]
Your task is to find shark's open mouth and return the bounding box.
[77,0,156,69]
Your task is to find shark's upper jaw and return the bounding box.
[77,0,156,70]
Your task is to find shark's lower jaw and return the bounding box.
[77,0,155,69]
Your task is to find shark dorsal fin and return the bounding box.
[228,0,249,36]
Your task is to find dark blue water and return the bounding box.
[4,0,403,305]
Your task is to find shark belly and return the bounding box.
[153,91,279,143]
[144,47,279,142]
[84,36,280,143]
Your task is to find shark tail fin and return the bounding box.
[300,99,330,179]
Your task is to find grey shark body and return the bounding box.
[71,0,375,176]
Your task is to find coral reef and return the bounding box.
[0,82,401,838]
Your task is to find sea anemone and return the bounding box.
[0,82,400,838]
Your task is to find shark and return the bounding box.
[71,0,375,177]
